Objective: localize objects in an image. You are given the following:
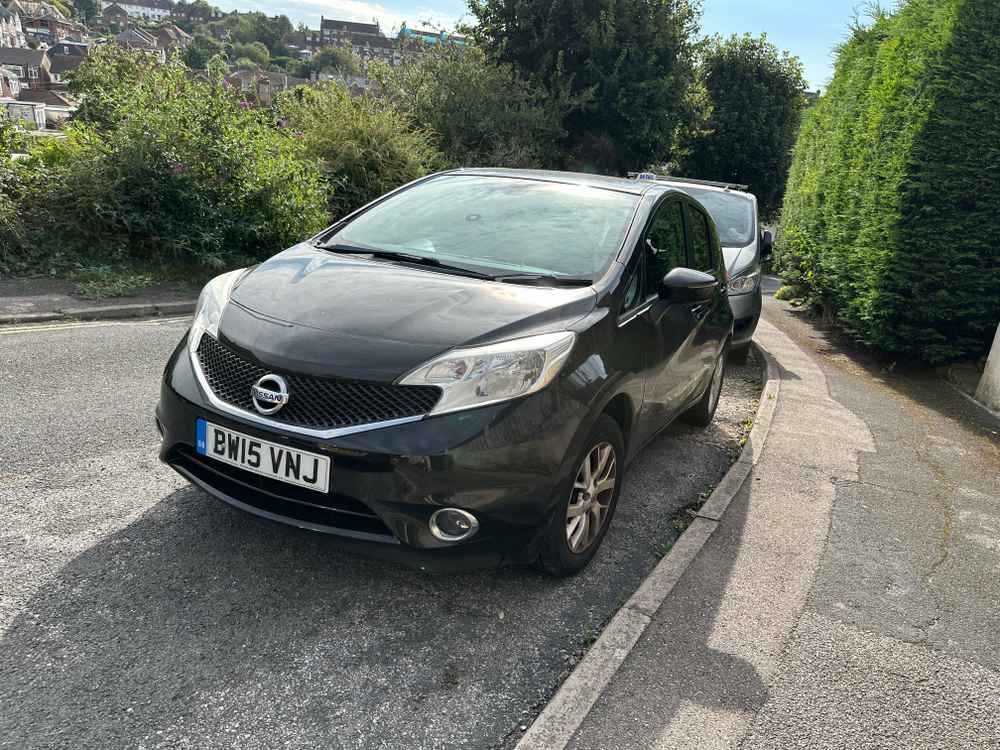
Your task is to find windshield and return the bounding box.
[329,175,640,279]
[681,187,755,247]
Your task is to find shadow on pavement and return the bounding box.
[0,415,745,750]
[569,481,767,749]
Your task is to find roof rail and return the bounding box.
[627,172,749,192]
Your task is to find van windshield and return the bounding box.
[682,187,755,247]
[330,175,640,279]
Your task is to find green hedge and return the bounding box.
[776,0,1000,363]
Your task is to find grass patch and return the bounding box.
[68,261,220,300]
[72,266,155,299]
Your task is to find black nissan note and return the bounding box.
[156,169,734,576]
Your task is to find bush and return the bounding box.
[776,0,1000,363]
[275,82,440,219]
[372,45,568,169]
[0,121,25,256]
[5,46,330,273]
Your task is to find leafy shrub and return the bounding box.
[0,121,25,257]
[776,0,1000,363]
[8,46,330,272]
[372,45,568,169]
[275,82,439,219]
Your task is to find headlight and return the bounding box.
[187,269,246,355]
[400,331,576,415]
[728,269,760,295]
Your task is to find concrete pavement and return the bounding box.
[551,299,1000,749]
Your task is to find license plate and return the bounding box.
[196,419,330,493]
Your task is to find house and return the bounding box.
[6,0,80,42]
[0,65,19,97]
[320,18,381,45]
[224,68,289,106]
[17,85,73,124]
[101,2,128,27]
[173,0,223,23]
[314,17,400,70]
[99,0,170,22]
[115,26,165,62]
[155,23,191,51]
[45,39,87,83]
[0,46,49,87]
[0,5,26,48]
[1,97,45,129]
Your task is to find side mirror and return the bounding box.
[760,230,774,261]
[659,267,718,303]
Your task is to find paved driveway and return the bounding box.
[0,316,761,750]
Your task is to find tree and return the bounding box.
[372,45,567,168]
[274,83,440,219]
[288,46,361,80]
[182,33,225,69]
[72,0,99,24]
[469,0,706,174]
[776,0,1000,363]
[230,41,270,67]
[684,34,806,218]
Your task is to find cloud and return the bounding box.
[217,0,469,34]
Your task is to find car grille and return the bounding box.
[195,334,441,431]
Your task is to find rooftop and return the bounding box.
[0,46,45,66]
[320,18,380,35]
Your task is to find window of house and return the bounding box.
[685,204,715,273]
[644,199,687,295]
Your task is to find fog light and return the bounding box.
[429,508,479,542]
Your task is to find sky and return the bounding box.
[219,0,867,90]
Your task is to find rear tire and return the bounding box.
[728,344,750,365]
[681,346,727,427]
[538,414,625,577]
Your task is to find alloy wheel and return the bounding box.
[565,442,617,553]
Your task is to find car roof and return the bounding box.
[653,178,757,204]
[448,167,672,197]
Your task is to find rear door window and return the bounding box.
[685,205,715,274]
[644,200,687,295]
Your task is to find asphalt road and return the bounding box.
[0,315,762,750]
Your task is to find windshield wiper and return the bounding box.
[493,274,594,287]
[318,242,494,280]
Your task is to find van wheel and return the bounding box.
[538,414,625,577]
[682,347,727,427]
[728,344,750,365]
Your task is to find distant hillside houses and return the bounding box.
[7,0,83,43]
[285,17,466,70]
[99,0,170,22]
[0,5,26,48]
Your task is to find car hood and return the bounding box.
[722,241,758,277]
[219,243,597,382]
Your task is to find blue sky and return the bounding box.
[223,0,865,89]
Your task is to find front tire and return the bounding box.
[538,414,625,577]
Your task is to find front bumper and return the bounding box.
[728,289,762,348]
[156,338,587,571]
